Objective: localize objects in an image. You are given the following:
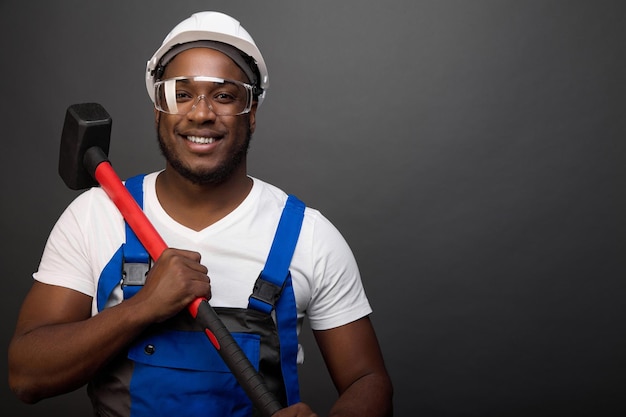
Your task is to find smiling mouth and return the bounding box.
[187,135,216,144]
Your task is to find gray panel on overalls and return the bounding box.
[88,174,304,417]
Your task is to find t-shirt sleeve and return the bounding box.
[33,189,121,298]
[305,211,372,331]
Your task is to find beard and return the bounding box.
[157,122,252,186]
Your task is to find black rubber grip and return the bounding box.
[195,300,283,417]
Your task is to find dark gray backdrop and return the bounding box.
[1,1,625,416]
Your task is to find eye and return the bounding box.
[213,91,237,103]
[175,90,194,102]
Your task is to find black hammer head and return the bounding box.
[59,103,112,190]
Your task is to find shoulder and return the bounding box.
[62,187,120,225]
[251,179,354,272]
[251,177,323,222]
[49,186,127,254]
[250,177,345,242]
[250,177,289,209]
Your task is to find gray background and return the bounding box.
[1,1,625,416]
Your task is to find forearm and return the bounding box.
[8,298,151,403]
[328,371,393,417]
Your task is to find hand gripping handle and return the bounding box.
[88,148,282,416]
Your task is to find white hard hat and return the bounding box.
[146,11,269,105]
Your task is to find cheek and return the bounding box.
[156,114,179,137]
[156,115,166,139]
[237,120,253,141]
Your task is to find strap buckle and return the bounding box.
[249,272,285,310]
[122,262,150,287]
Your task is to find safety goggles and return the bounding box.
[153,76,255,116]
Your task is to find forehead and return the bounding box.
[162,48,247,82]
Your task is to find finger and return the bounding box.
[162,248,208,274]
[164,247,202,262]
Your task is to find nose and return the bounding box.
[187,95,216,120]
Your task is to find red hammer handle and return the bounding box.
[94,162,168,259]
[91,157,282,417]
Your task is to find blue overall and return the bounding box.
[88,175,304,417]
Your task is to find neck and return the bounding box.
[155,165,253,231]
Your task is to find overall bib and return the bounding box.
[88,175,303,417]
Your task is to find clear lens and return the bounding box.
[154,76,253,116]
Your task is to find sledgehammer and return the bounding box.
[58,102,282,417]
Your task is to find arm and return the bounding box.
[315,317,393,417]
[8,281,149,403]
[273,316,393,417]
[8,248,211,404]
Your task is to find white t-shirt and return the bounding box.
[34,173,371,343]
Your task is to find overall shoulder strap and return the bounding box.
[96,174,148,311]
[122,174,150,299]
[248,195,306,314]
[248,194,306,406]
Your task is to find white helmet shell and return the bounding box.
[145,11,269,105]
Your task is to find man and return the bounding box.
[8,11,393,417]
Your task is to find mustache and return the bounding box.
[156,119,252,186]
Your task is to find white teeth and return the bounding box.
[187,136,215,144]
